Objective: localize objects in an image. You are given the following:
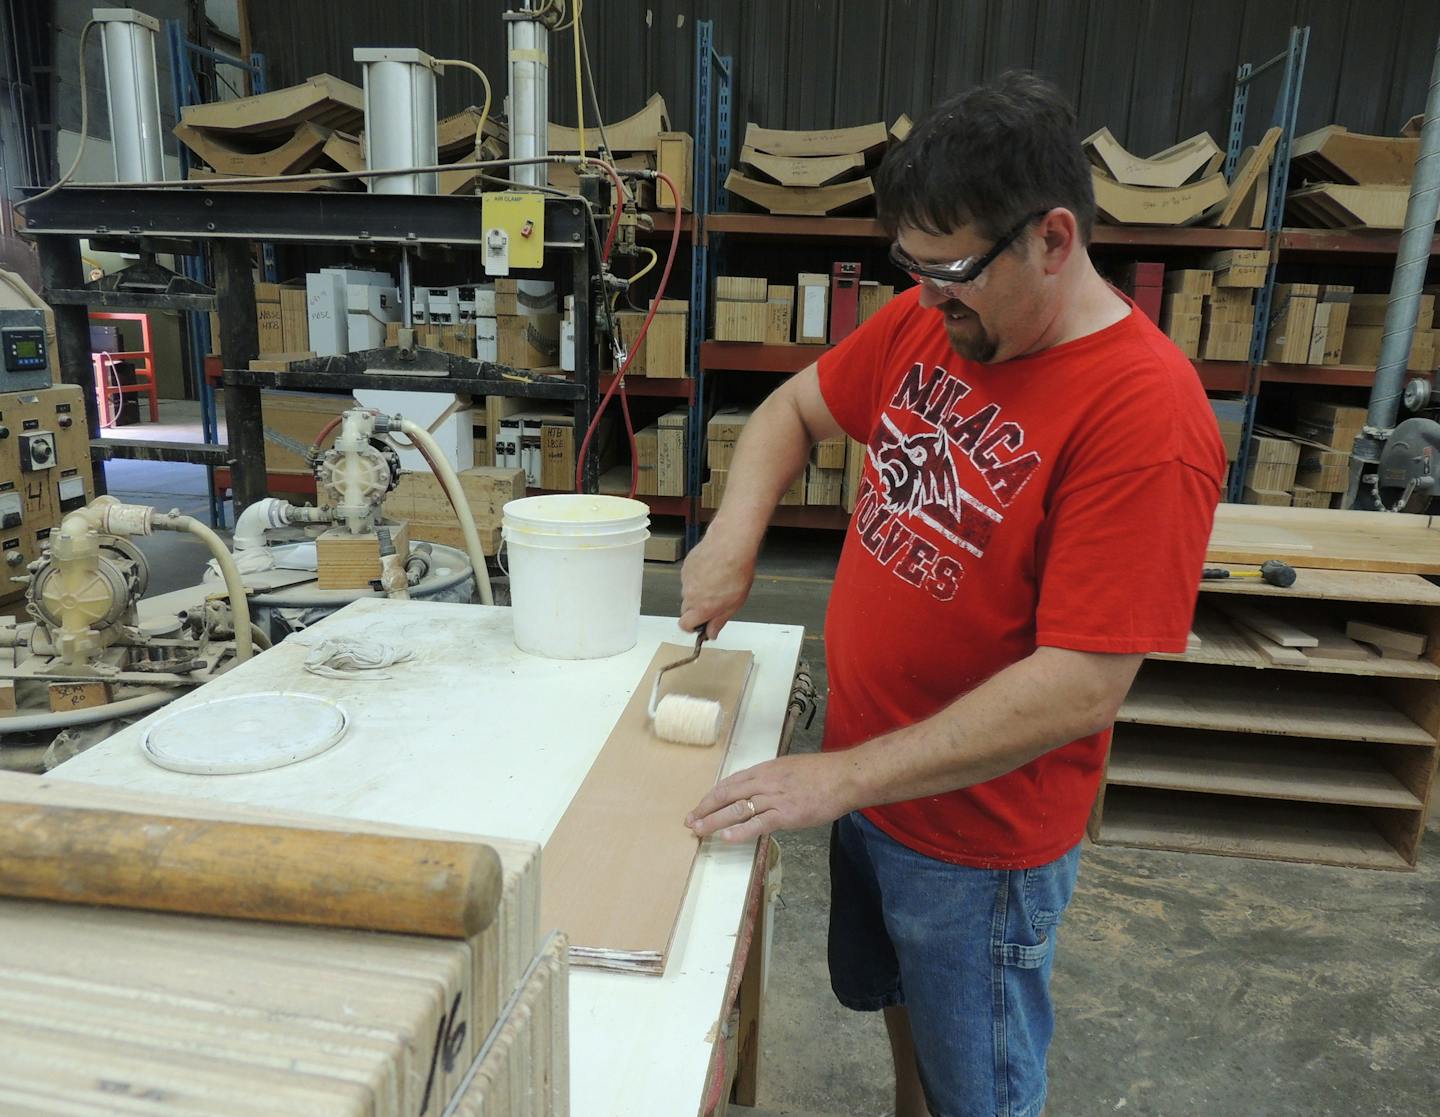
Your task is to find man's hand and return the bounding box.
[679,529,759,636]
[685,753,859,842]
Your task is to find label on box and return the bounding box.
[802,286,826,338]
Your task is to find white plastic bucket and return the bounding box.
[502,494,650,659]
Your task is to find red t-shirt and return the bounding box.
[817,286,1224,869]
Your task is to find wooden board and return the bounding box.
[1208,503,1440,575]
[1346,620,1428,657]
[550,92,668,153]
[1285,183,1413,230]
[437,106,508,158]
[724,169,875,216]
[1083,127,1222,188]
[1232,623,1311,665]
[178,74,363,140]
[1214,599,1318,646]
[1197,564,1440,605]
[1290,125,1418,186]
[315,521,410,590]
[1091,169,1229,226]
[322,130,367,172]
[541,643,754,975]
[1205,126,1280,227]
[742,120,889,160]
[1107,729,1423,809]
[0,772,547,1117]
[173,119,332,176]
[1119,662,1435,745]
[1096,787,1411,870]
[738,147,867,188]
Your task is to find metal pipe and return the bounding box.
[1360,32,1440,462]
[153,513,254,662]
[397,419,494,606]
[508,5,550,188]
[400,248,413,328]
[95,7,167,183]
[0,689,172,735]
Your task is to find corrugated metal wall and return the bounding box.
[248,0,1440,157]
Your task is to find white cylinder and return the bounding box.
[507,12,549,188]
[502,495,649,659]
[95,8,166,183]
[355,47,441,195]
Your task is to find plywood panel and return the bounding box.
[1208,504,1440,574]
[541,643,754,975]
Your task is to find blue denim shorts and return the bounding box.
[828,811,1081,1117]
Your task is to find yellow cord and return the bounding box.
[571,0,586,160]
[433,58,493,160]
[629,246,659,287]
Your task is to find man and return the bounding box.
[681,72,1224,1117]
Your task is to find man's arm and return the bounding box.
[679,364,843,635]
[686,645,1143,840]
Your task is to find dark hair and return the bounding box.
[876,71,1095,245]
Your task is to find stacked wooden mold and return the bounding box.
[0,778,569,1116]
[1087,124,1285,228]
[724,117,908,216]
[1287,125,1421,231]
[548,94,693,211]
[436,106,510,196]
[175,74,367,189]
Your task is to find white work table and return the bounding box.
[55,597,805,1117]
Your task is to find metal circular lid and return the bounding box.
[141,692,349,775]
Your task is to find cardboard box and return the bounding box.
[1264,284,1318,364]
[1295,447,1349,493]
[715,276,768,301]
[796,273,830,344]
[765,286,795,345]
[713,300,766,343]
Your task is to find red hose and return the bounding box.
[573,170,684,497]
[594,159,627,263]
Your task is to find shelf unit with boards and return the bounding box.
[1091,566,1440,871]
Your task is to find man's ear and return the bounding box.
[1037,208,1078,276]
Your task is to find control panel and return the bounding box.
[0,309,54,391]
[20,431,57,472]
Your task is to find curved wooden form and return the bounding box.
[549,92,669,152]
[739,147,866,188]
[1084,126,1223,189]
[724,170,875,217]
[742,120,889,160]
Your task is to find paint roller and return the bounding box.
[648,625,724,747]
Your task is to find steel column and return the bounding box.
[36,236,106,495]
[213,240,265,512]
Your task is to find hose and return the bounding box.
[249,623,273,650]
[155,514,254,662]
[396,419,495,606]
[432,58,493,159]
[13,19,97,210]
[0,689,173,734]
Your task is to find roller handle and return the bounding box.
[0,802,503,939]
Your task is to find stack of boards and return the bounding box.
[1086,125,1278,228]
[175,73,507,193]
[724,116,910,216]
[1286,124,1421,232]
[0,777,568,1117]
[547,93,694,211]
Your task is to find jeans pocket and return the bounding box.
[993,870,1052,970]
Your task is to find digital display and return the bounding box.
[14,340,39,359]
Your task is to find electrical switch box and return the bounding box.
[0,310,54,391]
[482,192,546,275]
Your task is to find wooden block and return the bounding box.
[644,301,688,378]
[1307,301,1334,365]
[1345,620,1427,658]
[1339,325,1438,371]
[1264,289,1317,365]
[857,281,894,324]
[657,425,686,497]
[1291,485,1333,509]
[765,287,795,344]
[1348,293,1435,329]
[1084,127,1222,189]
[1218,601,1318,647]
[656,131,694,210]
[713,300,766,343]
[0,680,14,716]
[613,310,648,373]
[644,530,684,563]
[1243,486,1292,507]
[715,276,768,301]
[47,681,113,713]
[707,408,752,442]
[1200,249,1271,288]
[1232,623,1311,666]
[804,464,843,506]
[779,473,806,506]
[812,437,847,469]
[1295,447,1349,493]
[796,273,830,344]
[540,420,574,491]
[724,170,875,216]
[1302,630,1377,662]
[315,521,410,589]
[278,284,309,351]
[497,312,561,369]
[742,120,890,159]
[1164,270,1213,296]
[259,390,353,474]
[1091,169,1229,226]
[707,438,736,470]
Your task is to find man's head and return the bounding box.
[876,72,1095,363]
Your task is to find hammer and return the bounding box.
[1202,559,1297,588]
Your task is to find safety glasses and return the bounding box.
[890,210,1050,297]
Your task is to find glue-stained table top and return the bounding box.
[56,598,805,1117]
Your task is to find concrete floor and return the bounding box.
[105,461,1440,1117]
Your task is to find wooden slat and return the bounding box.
[1204,126,1280,227]
[1197,565,1440,606]
[1207,504,1440,576]
[1107,729,1423,809]
[541,644,753,975]
[1119,663,1435,745]
[1096,788,1412,870]
[1214,600,1318,646]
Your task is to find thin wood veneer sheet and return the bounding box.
[542,643,755,975]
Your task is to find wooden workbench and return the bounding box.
[54,598,805,1116]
